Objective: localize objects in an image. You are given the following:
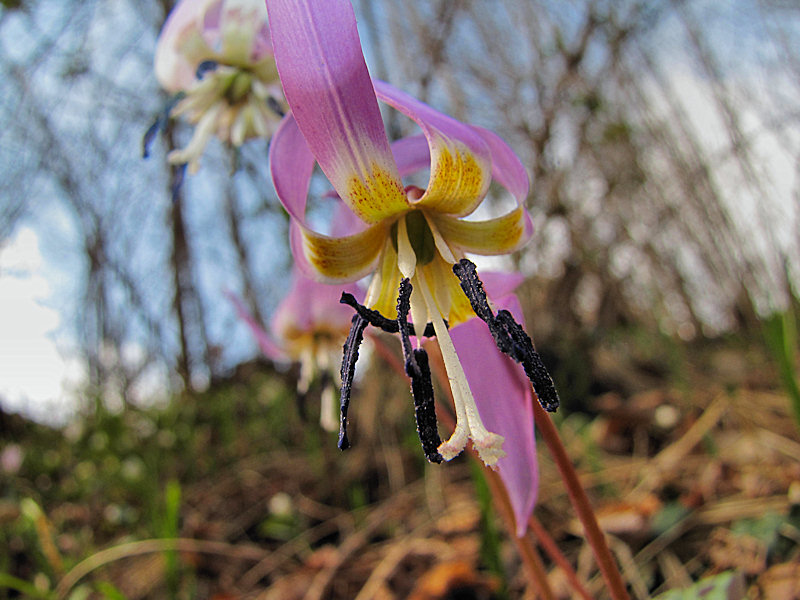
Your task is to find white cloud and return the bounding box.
[0,227,84,424]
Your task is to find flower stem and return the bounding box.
[420,340,558,598]
[531,393,630,600]
[482,466,557,600]
[528,516,595,600]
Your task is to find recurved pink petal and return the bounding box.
[269,114,316,226]
[293,222,387,283]
[472,126,530,204]
[450,294,538,537]
[266,0,409,224]
[331,201,368,238]
[271,116,384,283]
[374,80,492,217]
[480,271,525,300]
[382,93,531,225]
[391,134,430,177]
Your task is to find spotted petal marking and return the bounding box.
[296,222,387,283]
[375,81,492,217]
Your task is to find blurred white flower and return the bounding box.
[154,0,285,172]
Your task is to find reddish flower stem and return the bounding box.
[370,336,627,598]
[482,465,557,600]
[528,516,594,600]
[374,337,559,597]
[531,394,630,600]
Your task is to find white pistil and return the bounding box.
[413,272,505,466]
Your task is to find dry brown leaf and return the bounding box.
[572,494,661,536]
[407,561,498,600]
[752,562,800,599]
[706,527,767,575]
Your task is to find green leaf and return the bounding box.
[0,573,53,598]
[95,580,128,600]
[763,310,800,430]
[731,513,784,551]
[654,571,745,600]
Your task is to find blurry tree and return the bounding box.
[0,0,290,406]
[363,0,800,341]
[0,0,798,410]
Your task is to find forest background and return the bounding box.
[1,1,799,598]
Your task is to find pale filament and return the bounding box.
[423,213,456,264]
[396,216,416,279]
[412,269,505,466]
[315,348,338,432]
[168,102,223,172]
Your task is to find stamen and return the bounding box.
[297,346,314,394]
[337,287,446,458]
[411,349,443,463]
[340,292,438,337]
[414,271,505,466]
[315,346,336,429]
[196,59,218,79]
[142,119,161,159]
[496,310,560,412]
[320,381,338,432]
[142,93,185,159]
[397,279,443,463]
[340,292,399,334]
[396,279,417,377]
[267,95,285,118]
[451,259,494,322]
[167,102,225,172]
[453,259,560,412]
[338,314,368,450]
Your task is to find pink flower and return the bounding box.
[154,0,285,171]
[1,444,23,475]
[227,272,361,431]
[265,0,539,466]
[450,272,538,536]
